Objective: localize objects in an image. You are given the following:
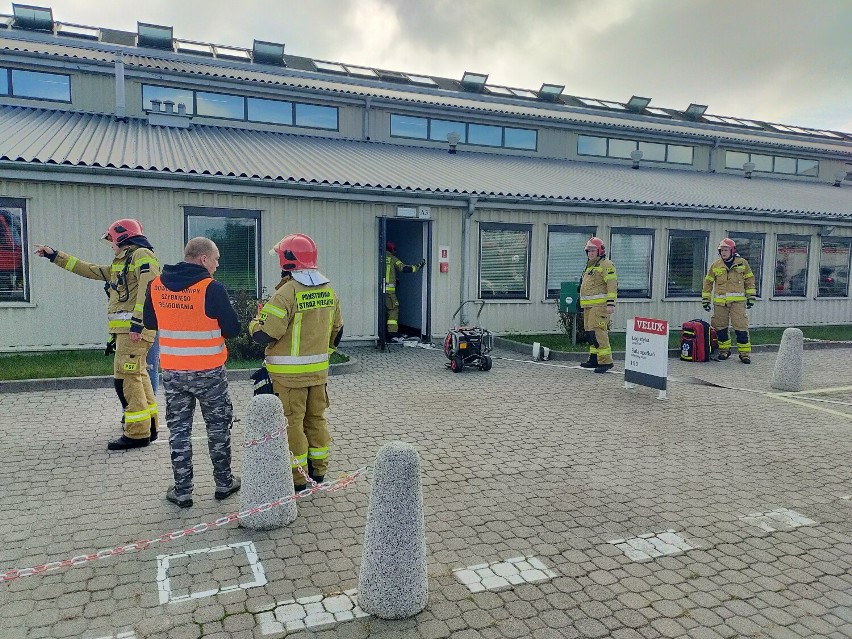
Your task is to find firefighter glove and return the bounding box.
[418,259,426,269]
[104,335,116,356]
[746,299,755,309]
[702,302,711,312]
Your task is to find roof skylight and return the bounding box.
[137,22,173,50]
[645,107,672,117]
[407,74,437,86]
[345,65,378,78]
[253,40,285,65]
[176,40,213,56]
[510,88,539,99]
[213,45,251,61]
[12,3,52,31]
[314,60,347,74]
[55,22,99,40]
[486,85,513,96]
[577,97,627,110]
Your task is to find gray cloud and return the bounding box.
[40,0,852,130]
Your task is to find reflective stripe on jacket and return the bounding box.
[384,255,419,292]
[149,277,227,371]
[249,276,344,387]
[702,256,756,305]
[580,258,617,308]
[53,247,159,338]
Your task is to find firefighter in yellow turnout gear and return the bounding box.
[384,241,425,341]
[250,234,344,490]
[579,237,618,374]
[702,238,756,364]
[35,219,160,450]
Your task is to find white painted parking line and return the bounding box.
[256,588,368,635]
[609,530,696,562]
[739,508,816,533]
[89,631,136,639]
[156,541,267,605]
[454,556,557,593]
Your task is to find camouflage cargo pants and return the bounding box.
[162,366,234,498]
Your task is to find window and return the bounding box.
[390,114,427,139]
[196,91,244,119]
[0,199,28,302]
[546,226,595,298]
[577,135,694,165]
[774,235,809,297]
[728,232,765,297]
[468,123,502,147]
[577,135,607,157]
[9,69,70,101]
[504,128,537,150]
[185,208,260,296]
[430,119,466,142]
[666,231,708,298]
[0,70,7,95]
[142,85,194,113]
[724,151,819,177]
[479,223,531,299]
[818,237,851,298]
[141,84,339,130]
[388,113,536,150]
[610,228,653,298]
[247,97,293,125]
[294,103,338,130]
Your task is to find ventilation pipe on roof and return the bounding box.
[114,51,126,121]
[833,170,847,187]
[363,96,371,140]
[743,161,755,179]
[630,149,643,169]
[460,196,478,322]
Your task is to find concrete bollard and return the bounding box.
[357,442,427,619]
[771,327,804,392]
[239,394,297,530]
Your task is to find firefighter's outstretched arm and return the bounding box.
[249,295,291,345]
[35,244,111,281]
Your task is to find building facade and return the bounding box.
[1,5,851,352]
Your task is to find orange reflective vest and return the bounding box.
[150,277,227,371]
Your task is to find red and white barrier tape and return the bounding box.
[1,432,365,583]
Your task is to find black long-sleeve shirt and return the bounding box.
[143,261,240,337]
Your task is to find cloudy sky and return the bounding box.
[40,0,852,132]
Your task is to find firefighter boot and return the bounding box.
[717,350,730,361]
[594,363,614,374]
[107,435,150,450]
[307,459,324,485]
[580,354,598,369]
[739,353,751,364]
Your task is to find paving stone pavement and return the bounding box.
[1,345,851,638]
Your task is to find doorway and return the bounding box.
[378,217,432,346]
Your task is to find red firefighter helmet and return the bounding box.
[718,237,736,252]
[386,241,396,254]
[584,236,606,257]
[271,233,318,270]
[103,218,143,244]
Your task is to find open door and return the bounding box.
[380,217,431,343]
[377,216,388,350]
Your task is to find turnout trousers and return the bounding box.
[384,291,400,336]
[113,333,157,440]
[583,305,613,365]
[162,366,234,498]
[270,378,331,485]
[711,301,751,353]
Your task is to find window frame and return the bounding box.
[478,222,532,300]
[5,68,71,103]
[0,197,30,303]
[609,227,654,299]
[576,134,694,166]
[817,236,852,298]
[141,84,339,131]
[388,112,537,150]
[724,150,819,177]
[183,207,262,297]
[545,225,596,299]
[665,229,709,299]
[773,234,810,298]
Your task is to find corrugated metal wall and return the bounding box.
[0,176,850,352]
[0,179,467,350]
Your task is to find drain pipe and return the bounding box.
[708,137,720,172]
[460,196,478,323]
[363,96,372,140]
[114,51,126,121]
